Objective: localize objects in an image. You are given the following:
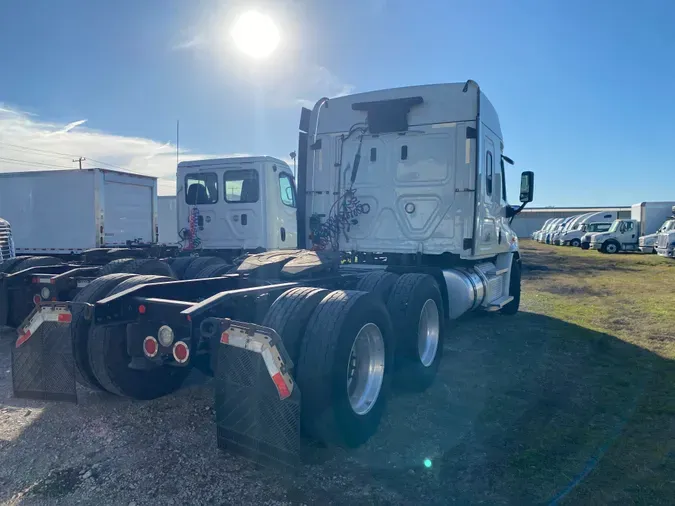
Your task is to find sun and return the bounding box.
[231,11,280,59]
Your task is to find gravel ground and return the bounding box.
[0,250,662,505]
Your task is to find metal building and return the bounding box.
[510,207,631,238]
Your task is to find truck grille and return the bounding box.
[0,222,14,261]
[657,234,669,249]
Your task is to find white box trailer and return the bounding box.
[0,169,158,255]
[157,196,179,245]
[630,202,675,236]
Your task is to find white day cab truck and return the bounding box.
[654,207,675,258]
[588,202,675,254]
[12,81,534,466]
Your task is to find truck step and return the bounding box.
[493,267,509,276]
[486,295,514,311]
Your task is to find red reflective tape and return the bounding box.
[220,332,229,344]
[57,313,72,323]
[16,330,32,348]
[271,372,291,400]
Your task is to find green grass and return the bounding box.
[518,241,675,504]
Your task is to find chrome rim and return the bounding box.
[347,323,385,416]
[417,299,440,367]
[607,244,617,253]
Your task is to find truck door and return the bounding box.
[477,135,499,254]
[222,167,265,249]
[275,170,298,248]
[618,220,637,245]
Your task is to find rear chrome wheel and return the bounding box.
[417,299,440,367]
[347,323,385,415]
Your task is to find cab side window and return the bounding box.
[185,173,218,205]
[224,169,259,203]
[485,151,493,196]
[279,173,296,208]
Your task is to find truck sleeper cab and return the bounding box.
[12,81,534,464]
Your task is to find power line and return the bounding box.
[0,156,75,170]
[0,141,131,172]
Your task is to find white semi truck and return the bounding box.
[0,217,15,265]
[552,214,586,245]
[589,202,675,254]
[12,81,534,463]
[531,218,554,240]
[560,211,617,247]
[640,210,675,254]
[654,207,675,257]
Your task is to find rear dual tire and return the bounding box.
[296,290,394,447]
[88,275,189,399]
[386,274,444,392]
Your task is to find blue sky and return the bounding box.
[1,0,674,204]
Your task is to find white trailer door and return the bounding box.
[103,173,154,245]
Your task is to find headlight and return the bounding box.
[157,325,175,347]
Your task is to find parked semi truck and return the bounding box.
[654,207,675,257]
[552,214,586,245]
[531,218,554,240]
[0,159,297,328]
[589,202,675,254]
[11,81,534,464]
[560,211,617,247]
[640,210,675,254]
[0,217,15,264]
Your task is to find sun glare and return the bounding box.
[231,11,280,59]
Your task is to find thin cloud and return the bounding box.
[44,119,87,136]
[173,33,207,51]
[0,105,276,196]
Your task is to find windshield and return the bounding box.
[663,220,675,232]
[608,220,621,233]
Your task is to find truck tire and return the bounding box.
[183,256,227,280]
[0,257,32,274]
[356,271,399,301]
[119,258,175,277]
[193,263,233,279]
[169,256,197,279]
[500,257,521,316]
[387,274,444,392]
[11,256,63,272]
[99,258,136,276]
[68,273,137,390]
[261,287,330,365]
[107,274,175,296]
[570,238,581,247]
[296,290,394,447]
[601,241,620,254]
[88,275,189,398]
[4,256,65,327]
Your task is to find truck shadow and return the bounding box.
[1,313,673,505]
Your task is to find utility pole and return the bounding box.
[72,157,86,169]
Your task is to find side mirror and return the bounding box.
[519,171,534,203]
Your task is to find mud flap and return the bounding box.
[11,303,78,402]
[201,317,301,468]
